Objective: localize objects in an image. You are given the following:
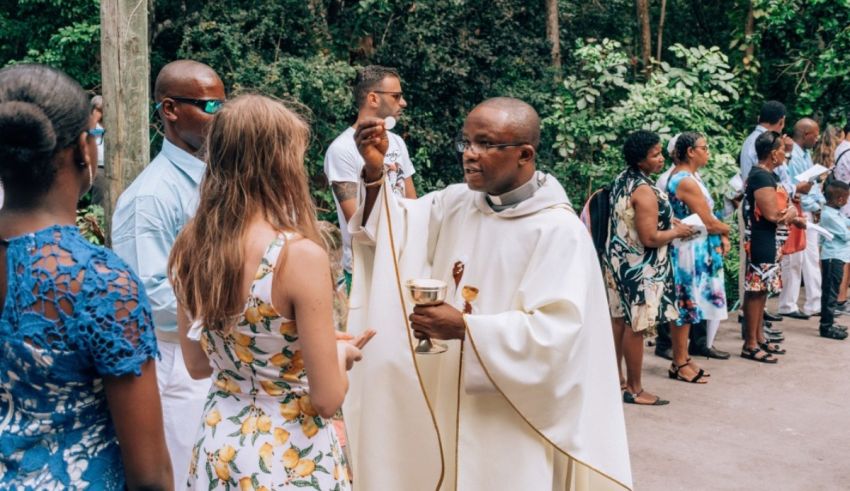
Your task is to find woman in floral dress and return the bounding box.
[666,132,730,384]
[169,95,373,490]
[604,130,694,406]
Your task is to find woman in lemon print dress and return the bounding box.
[169,95,374,490]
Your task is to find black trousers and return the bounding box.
[820,258,845,329]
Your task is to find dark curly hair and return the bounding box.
[674,131,704,162]
[623,130,661,168]
[0,64,89,200]
[758,101,786,125]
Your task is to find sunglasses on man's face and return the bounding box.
[156,97,224,114]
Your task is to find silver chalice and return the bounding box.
[405,279,449,354]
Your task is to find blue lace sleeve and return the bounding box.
[81,251,158,377]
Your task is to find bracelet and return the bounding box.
[363,169,385,188]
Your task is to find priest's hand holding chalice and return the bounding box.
[407,279,466,354]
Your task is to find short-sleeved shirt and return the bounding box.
[0,225,157,489]
[745,167,781,264]
[323,126,415,272]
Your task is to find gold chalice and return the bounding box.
[405,279,449,354]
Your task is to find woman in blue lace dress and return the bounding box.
[0,65,172,489]
[665,132,731,384]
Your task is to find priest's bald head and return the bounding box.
[460,97,539,195]
[154,60,225,156]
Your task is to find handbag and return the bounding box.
[780,198,806,256]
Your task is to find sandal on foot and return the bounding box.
[758,342,786,355]
[740,346,778,364]
[686,357,710,377]
[623,389,669,406]
[668,361,707,383]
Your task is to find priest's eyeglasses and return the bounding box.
[454,138,527,154]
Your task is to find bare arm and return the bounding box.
[754,187,796,224]
[632,185,692,247]
[104,361,173,490]
[274,238,361,419]
[354,118,390,224]
[403,176,417,199]
[675,177,730,235]
[177,307,212,379]
[331,181,359,222]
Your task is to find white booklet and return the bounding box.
[807,221,834,241]
[673,213,707,245]
[794,164,830,182]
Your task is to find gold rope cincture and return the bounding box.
[379,182,447,490]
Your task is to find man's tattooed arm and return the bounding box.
[331,181,359,202]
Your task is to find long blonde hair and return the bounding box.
[169,94,322,330]
[814,124,845,168]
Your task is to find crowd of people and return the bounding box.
[596,101,850,406]
[0,61,630,491]
[0,56,846,490]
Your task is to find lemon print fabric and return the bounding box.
[187,233,350,490]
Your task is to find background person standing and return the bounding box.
[111,59,225,489]
[324,65,416,292]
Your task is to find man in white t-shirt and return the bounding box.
[324,65,417,290]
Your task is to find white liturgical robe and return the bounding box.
[343,172,632,491]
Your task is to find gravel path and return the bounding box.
[625,301,850,490]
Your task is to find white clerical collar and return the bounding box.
[487,173,543,211]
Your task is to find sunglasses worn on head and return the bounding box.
[156,97,224,114]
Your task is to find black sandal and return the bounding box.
[623,389,669,406]
[758,342,786,355]
[686,357,710,377]
[741,346,778,364]
[668,361,707,383]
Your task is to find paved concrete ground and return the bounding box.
[625,300,850,491]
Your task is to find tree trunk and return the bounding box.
[101,0,150,238]
[636,0,652,74]
[744,0,755,64]
[546,0,561,75]
[655,0,667,62]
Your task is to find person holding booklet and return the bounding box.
[665,132,730,384]
[778,118,824,319]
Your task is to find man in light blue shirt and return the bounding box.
[111,60,225,490]
[779,118,823,318]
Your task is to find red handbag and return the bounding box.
[781,200,806,255]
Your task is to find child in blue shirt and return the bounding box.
[818,180,850,340]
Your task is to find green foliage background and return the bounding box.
[3,0,850,304]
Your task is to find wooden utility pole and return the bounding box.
[546,0,562,75]
[101,0,149,237]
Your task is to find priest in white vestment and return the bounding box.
[343,97,632,491]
